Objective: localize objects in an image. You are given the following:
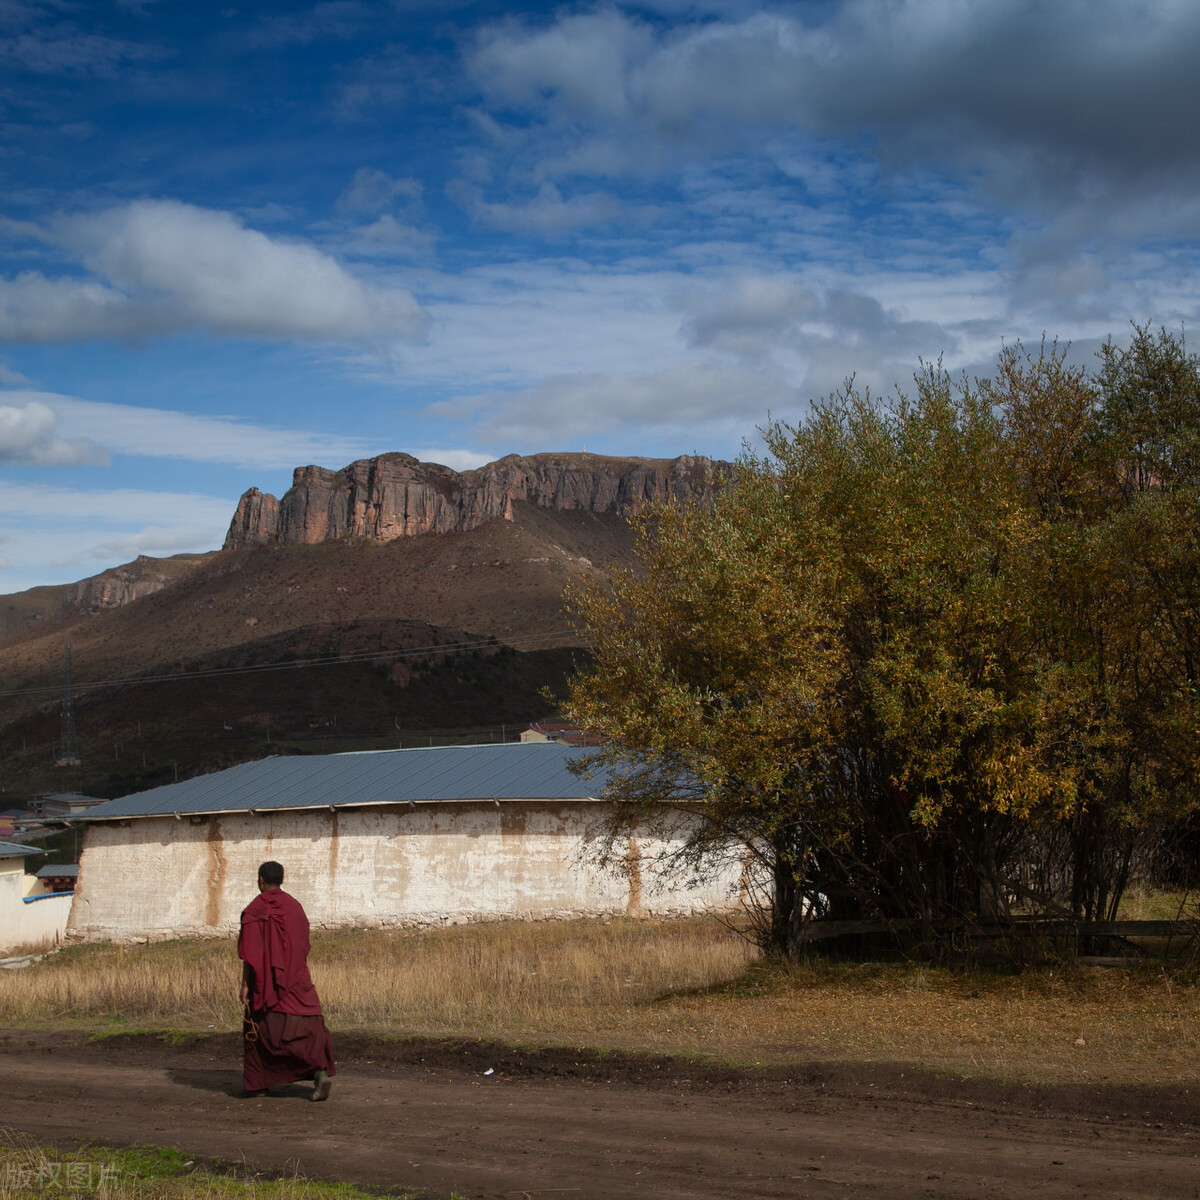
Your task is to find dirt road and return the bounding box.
[2,1032,1198,1198]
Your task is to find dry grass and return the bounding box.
[314,915,754,1035]
[1,915,1198,1086]
[640,957,1200,1085]
[1117,884,1199,922]
[0,917,753,1035]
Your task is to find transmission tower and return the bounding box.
[56,642,81,767]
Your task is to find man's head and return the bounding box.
[257,861,284,890]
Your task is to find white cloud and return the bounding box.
[469,9,651,120]
[682,275,820,356]
[0,481,235,591]
[448,180,623,236]
[0,200,428,344]
[400,256,1030,451]
[0,480,232,526]
[435,363,797,446]
[465,2,1200,233]
[339,214,436,259]
[330,168,434,258]
[336,168,423,217]
[388,255,1006,428]
[409,448,493,473]
[402,261,691,388]
[81,524,225,564]
[7,390,379,470]
[0,400,108,466]
[0,361,31,385]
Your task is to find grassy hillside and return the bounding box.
[0,582,74,644]
[0,505,624,800]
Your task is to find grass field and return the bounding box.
[0,1131,410,1200]
[1,914,1198,1087]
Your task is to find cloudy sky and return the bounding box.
[2,0,1198,591]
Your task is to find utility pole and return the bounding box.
[55,643,81,768]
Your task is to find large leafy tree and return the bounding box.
[566,331,1200,957]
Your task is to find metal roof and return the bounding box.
[74,741,609,821]
[0,841,40,858]
[35,864,79,877]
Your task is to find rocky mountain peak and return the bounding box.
[224,451,731,549]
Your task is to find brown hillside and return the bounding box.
[0,503,627,696]
[0,504,632,797]
[2,618,587,800]
[0,552,213,644]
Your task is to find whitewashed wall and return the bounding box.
[68,801,741,942]
[0,860,73,954]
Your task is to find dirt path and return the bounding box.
[2,1032,1199,1199]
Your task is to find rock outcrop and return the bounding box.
[64,554,212,615]
[224,452,731,549]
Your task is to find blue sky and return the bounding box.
[2,0,1200,591]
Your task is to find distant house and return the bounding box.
[0,841,73,956]
[0,809,33,839]
[29,793,105,819]
[520,723,604,747]
[67,741,741,944]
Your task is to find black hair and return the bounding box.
[257,861,284,887]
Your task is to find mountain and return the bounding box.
[0,451,731,802]
[224,451,728,547]
[0,552,213,642]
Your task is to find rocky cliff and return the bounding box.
[224,452,731,549]
[64,553,213,615]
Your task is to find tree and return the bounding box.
[565,332,1200,958]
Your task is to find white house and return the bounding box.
[68,742,741,943]
[0,841,73,956]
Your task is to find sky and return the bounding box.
[2,0,1200,592]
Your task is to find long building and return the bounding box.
[68,741,741,942]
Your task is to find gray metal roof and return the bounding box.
[75,741,609,821]
[0,841,40,858]
[35,864,79,877]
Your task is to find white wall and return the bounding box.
[0,860,73,954]
[68,802,742,942]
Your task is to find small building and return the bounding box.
[35,864,79,894]
[0,841,73,956]
[520,723,603,747]
[0,809,33,839]
[68,741,740,943]
[29,793,104,819]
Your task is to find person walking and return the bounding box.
[238,860,336,1100]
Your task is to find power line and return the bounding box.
[56,642,81,767]
[0,628,588,701]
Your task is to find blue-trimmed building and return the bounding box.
[0,840,74,955]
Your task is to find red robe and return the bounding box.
[238,888,335,1089]
[238,889,322,1015]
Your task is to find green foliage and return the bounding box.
[567,328,1200,956]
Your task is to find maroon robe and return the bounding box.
[238,888,336,1090]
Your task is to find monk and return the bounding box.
[238,861,336,1100]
